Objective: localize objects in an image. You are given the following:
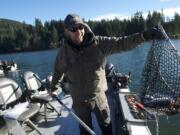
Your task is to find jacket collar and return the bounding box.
[67,33,95,51]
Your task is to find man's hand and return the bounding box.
[142,27,164,40]
[51,90,59,97]
[50,87,62,97]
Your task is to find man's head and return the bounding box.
[64,14,85,45]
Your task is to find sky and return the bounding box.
[0,0,180,25]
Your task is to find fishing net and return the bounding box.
[140,39,180,115]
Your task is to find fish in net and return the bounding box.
[140,31,180,115]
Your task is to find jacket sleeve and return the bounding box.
[51,49,66,92]
[96,33,144,55]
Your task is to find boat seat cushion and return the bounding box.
[32,93,53,102]
[3,102,40,121]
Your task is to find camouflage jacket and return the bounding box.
[51,27,144,102]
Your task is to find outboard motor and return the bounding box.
[105,62,131,90]
[105,63,115,81]
[112,73,131,89]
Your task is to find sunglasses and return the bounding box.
[69,25,84,33]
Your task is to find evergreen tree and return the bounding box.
[0,11,180,54]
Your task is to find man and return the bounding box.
[51,13,163,135]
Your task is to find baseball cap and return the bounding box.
[64,14,85,29]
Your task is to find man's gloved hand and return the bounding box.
[142,27,164,40]
[51,90,59,97]
[50,87,62,97]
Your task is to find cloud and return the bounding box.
[91,7,180,21]
[160,0,171,2]
[162,7,180,17]
[91,13,130,21]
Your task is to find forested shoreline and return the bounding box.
[0,11,180,54]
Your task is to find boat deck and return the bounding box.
[0,91,152,135]
[29,95,102,135]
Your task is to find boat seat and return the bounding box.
[33,93,53,102]
[0,77,42,135]
[17,103,40,121]
[22,71,61,123]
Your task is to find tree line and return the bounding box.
[0,11,180,54]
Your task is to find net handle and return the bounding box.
[158,24,177,50]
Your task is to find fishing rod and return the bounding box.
[54,96,96,135]
[33,74,96,135]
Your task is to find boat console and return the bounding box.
[117,90,152,135]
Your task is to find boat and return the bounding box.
[0,70,154,135]
[0,67,4,76]
[0,25,180,135]
[0,60,18,75]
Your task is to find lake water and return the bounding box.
[1,39,180,135]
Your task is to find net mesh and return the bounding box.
[140,39,180,114]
